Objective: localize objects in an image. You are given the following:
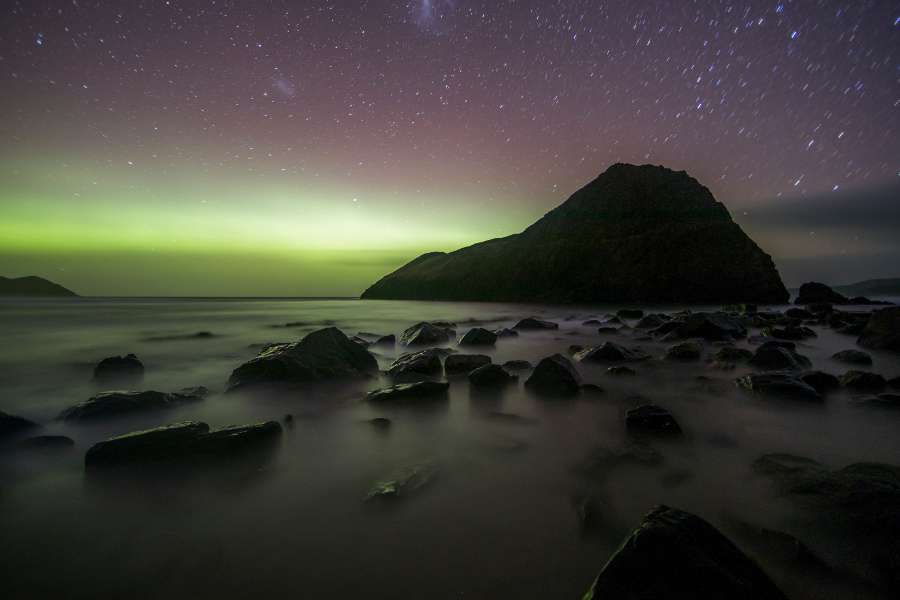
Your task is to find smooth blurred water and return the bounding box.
[1,297,899,599]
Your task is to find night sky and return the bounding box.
[1,1,898,296]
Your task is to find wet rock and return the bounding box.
[145,331,216,342]
[580,383,605,396]
[840,370,887,392]
[582,505,788,600]
[468,364,517,387]
[736,372,822,401]
[857,307,900,352]
[582,318,604,326]
[93,353,144,383]
[502,360,532,371]
[831,349,873,365]
[366,381,450,403]
[513,317,558,330]
[365,461,439,501]
[400,322,453,346]
[665,341,702,361]
[85,420,282,470]
[458,327,497,346]
[227,327,377,391]
[0,410,39,440]
[635,314,668,329]
[567,344,584,355]
[374,334,396,346]
[606,366,637,376]
[722,303,758,315]
[602,315,624,325]
[795,281,850,305]
[387,348,445,381]
[350,336,372,347]
[574,342,650,363]
[713,346,754,363]
[799,371,841,394]
[850,394,900,410]
[625,404,683,437]
[16,435,74,452]
[663,312,747,341]
[431,320,457,328]
[748,341,811,370]
[596,326,620,334]
[524,354,581,396]
[443,353,491,375]
[836,321,867,335]
[616,309,644,320]
[58,388,208,422]
[494,327,519,338]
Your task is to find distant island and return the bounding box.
[0,276,78,297]
[362,163,789,304]
[834,278,900,298]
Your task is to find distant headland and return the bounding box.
[0,276,78,297]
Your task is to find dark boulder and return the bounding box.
[799,371,841,395]
[574,342,650,363]
[93,353,144,383]
[635,314,668,329]
[663,312,747,341]
[468,364,517,387]
[664,341,702,361]
[399,322,453,346]
[494,327,519,338]
[749,341,811,370]
[713,346,754,363]
[607,366,637,376]
[840,370,887,392]
[444,353,491,375]
[524,354,581,396]
[374,334,396,346]
[582,505,788,600]
[850,394,900,410]
[795,282,849,305]
[0,410,39,440]
[858,307,900,352]
[366,381,450,403]
[831,349,873,365]
[502,360,532,371]
[387,348,446,381]
[58,388,208,422]
[227,327,377,391]
[616,309,644,320]
[458,327,497,346]
[736,372,822,401]
[597,326,620,334]
[625,405,683,437]
[513,317,558,330]
[16,435,75,452]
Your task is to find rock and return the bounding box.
[227,327,377,391]
[574,342,650,362]
[748,341,811,370]
[524,354,581,396]
[858,307,900,352]
[350,336,372,347]
[93,354,144,383]
[0,410,39,440]
[365,462,439,502]
[763,325,816,340]
[840,370,887,392]
[582,319,603,326]
[513,317,558,330]
[625,405,683,437]
[494,327,519,338]
[360,164,789,304]
[366,381,450,403]
[57,388,208,422]
[468,364,517,387]
[665,341,702,361]
[582,505,788,600]
[387,348,446,381]
[836,321,867,335]
[596,326,620,334]
[795,282,850,305]
[722,303,758,315]
[799,371,841,394]
[580,383,605,395]
[84,420,282,469]
[663,312,747,341]
[785,307,814,320]
[502,360,532,371]
[616,309,644,320]
[635,314,667,328]
[16,435,75,452]
[850,394,900,410]
[399,322,453,346]
[713,346,754,363]
[368,417,392,428]
[831,349,873,365]
[606,366,637,376]
[374,334,396,346]
[736,372,822,401]
[567,344,584,355]
[283,414,294,425]
[458,327,497,346]
[444,353,491,375]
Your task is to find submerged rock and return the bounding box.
[625,404,683,437]
[840,370,887,392]
[16,435,75,452]
[366,381,450,403]
[831,349,873,365]
[664,341,702,361]
[850,393,900,410]
[502,360,532,371]
[365,461,439,501]
[574,342,650,363]
[799,371,841,395]
[0,410,39,440]
[713,346,754,363]
[513,317,558,330]
[468,363,517,387]
[736,372,822,401]
[857,307,900,352]
[524,354,581,396]
[399,322,453,346]
[227,327,377,391]
[748,341,811,370]
[387,348,446,381]
[444,353,491,375]
[582,505,788,600]
[93,353,144,383]
[58,388,208,422]
[458,327,497,346]
[662,312,747,341]
[635,314,668,329]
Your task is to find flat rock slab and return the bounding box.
[365,461,439,501]
[58,388,208,422]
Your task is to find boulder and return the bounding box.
[635,314,668,329]
[607,366,637,376]
[458,327,497,346]
[665,341,702,361]
[399,322,453,346]
[227,327,377,391]
[513,317,558,330]
[93,353,144,383]
[365,461,439,501]
[444,353,491,375]
[736,372,822,401]
[597,326,620,334]
[582,505,788,600]
[502,360,532,371]
[625,405,683,437]
[494,327,519,338]
[387,348,446,381]
[799,371,841,394]
[840,370,887,392]
[57,388,208,422]
[374,334,396,346]
[850,394,900,410]
[616,309,644,320]
[795,282,849,305]
[0,410,38,440]
[574,342,650,363]
[468,364,517,387]
[831,349,873,365]
[713,346,754,363]
[663,312,747,341]
[763,325,816,340]
[366,381,450,403]
[858,307,900,352]
[524,354,581,396]
[748,341,811,370]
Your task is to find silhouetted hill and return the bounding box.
[362,164,789,304]
[834,278,900,297]
[0,276,78,297]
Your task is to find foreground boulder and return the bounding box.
[365,381,449,403]
[399,322,453,346]
[84,420,282,470]
[360,164,789,304]
[0,410,39,440]
[93,353,144,383]
[736,372,821,401]
[468,364,517,387]
[582,505,787,600]
[857,307,900,352]
[524,354,581,396]
[574,342,649,363]
[58,388,208,422]
[227,327,377,391]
